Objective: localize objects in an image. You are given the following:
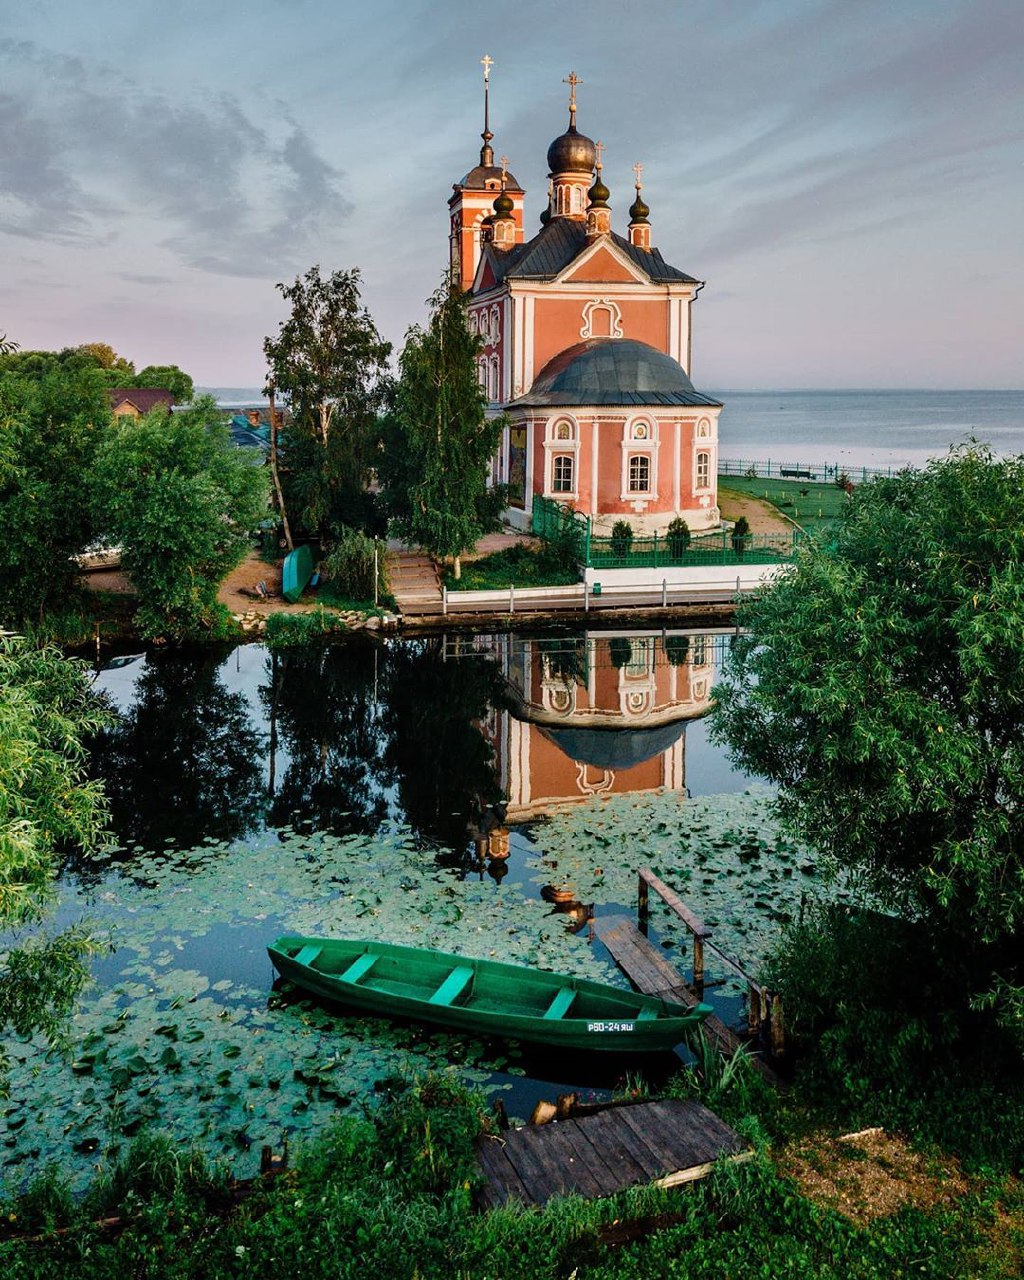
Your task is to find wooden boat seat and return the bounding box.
[636,1007,658,1021]
[429,966,473,1007]
[294,945,323,969]
[543,988,576,1020]
[339,952,379,985]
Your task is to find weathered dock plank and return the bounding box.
[592,915,784,1087]
[476,1099,751,1208]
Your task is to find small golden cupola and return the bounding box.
[547,72,597,220]
[628,162,651,249]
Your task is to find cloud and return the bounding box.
[119,272,174,285]
[0,38,351,276]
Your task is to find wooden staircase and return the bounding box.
[388,551,443,616]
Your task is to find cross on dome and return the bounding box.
[563,70,582,124]
[481,54,493,82]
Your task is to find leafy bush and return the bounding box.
[663,634,690,666]
[665,516,691,556]
[445,543,579,591]
[264,608,347,648]
[610,520,633,558]
[321,527,389,601]
[730,515,751,554]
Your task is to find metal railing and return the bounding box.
[587,528,798,570]
[718,458,912,484]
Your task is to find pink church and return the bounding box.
[450,67,722,535]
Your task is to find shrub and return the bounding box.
[321,526,389,601]
[609,636,633,669]
[610,520,633,558]
[665,516,691,558]
[730,515,751,554]
[663,634,690,666]
[264,608,346,648]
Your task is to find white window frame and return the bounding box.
[620,417,659,501]
[695,449,712,490]
[542,415,580,499]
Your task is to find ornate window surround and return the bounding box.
[620,416,659,501]
[580,298,623,340]
[543,414,580,499]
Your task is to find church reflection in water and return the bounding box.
[469,629,727,823]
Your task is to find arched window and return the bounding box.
[477,357,487,391]
[628,455,651,493]
[696,451,711,489]
[552,455,575,494]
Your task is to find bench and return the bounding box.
[429,966,474,1006]
[339,952,378,985]
[543,988,576,1020]
[779,468,812,480]
[293,944,323,968]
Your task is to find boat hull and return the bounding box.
[281,544,314,603]
[268,935,711,1053]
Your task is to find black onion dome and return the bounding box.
[493,189,514,218]
[629,190,650,223]
[547,125,597,174]
[511,338,722,408]
[588,173,610,208]
[539,204,551,225]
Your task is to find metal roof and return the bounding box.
[483,219,699,286]
[509,339,722,409]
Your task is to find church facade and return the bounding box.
[449,68,722,535]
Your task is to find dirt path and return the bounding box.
[717,484,793,534]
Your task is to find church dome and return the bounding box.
[547,125,597,175]
[513,338,721,408]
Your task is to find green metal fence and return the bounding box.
[532,496,799,569]
[587,528,799,570]
[719,458,908,484]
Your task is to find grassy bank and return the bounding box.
[1,1068,1020,1279]
[718,476,851,533]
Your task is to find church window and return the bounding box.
[469,312,478,334]
[628,454,651,493]
[696,451,711,488]
[477,358,487,391]
[570,185,584,214]
[554,420,574,441]
[553,455,575,493]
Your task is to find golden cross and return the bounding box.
[563,70,582,113]
[633,161,644,188]
[595,139,605,170]
[500,155,509,183]
[481,54,493,82]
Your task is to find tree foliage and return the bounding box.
[0,358,110,624]
[711,446,1024,1024]
[90,396,268,639]
[379,283,506,577]
[263,266,391,539]
[136,364,194,403]
[0,639,110,1086]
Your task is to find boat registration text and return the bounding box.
[587,1021,635,1033]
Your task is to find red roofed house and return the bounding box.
[108,388,175,420]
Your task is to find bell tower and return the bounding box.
[449,55,525,291]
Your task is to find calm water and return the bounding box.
[5,630,817,1187]
[712,389,1024,469]
[202,386,1024,471]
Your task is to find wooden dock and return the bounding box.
[476,1098,751,1208]
[593,912,784,1088]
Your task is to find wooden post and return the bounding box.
[637,872,649,935]
[747,985,762,1039]
[692,933,704,995]
[769,992,785,1058]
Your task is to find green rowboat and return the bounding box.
[281,544,314,603]
[268,936,712,1053]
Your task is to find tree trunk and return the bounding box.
[267,383,293,551]
[453,554,461,580]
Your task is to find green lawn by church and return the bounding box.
[719,474,851,533]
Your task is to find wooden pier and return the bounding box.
[476,1098,751,1208]
[593,867,785,1087]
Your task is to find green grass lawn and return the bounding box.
[719,475,852,533]
[446,544,579,591]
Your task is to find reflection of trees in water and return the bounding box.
[382,639,506,858]
[262,643,390,837]
[89,649,265,853]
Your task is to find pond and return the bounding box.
[2,627,834,1190]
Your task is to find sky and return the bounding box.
[2,0,1022,390]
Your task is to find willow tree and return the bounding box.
[381,283,506,578]
[263,265,391,539]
